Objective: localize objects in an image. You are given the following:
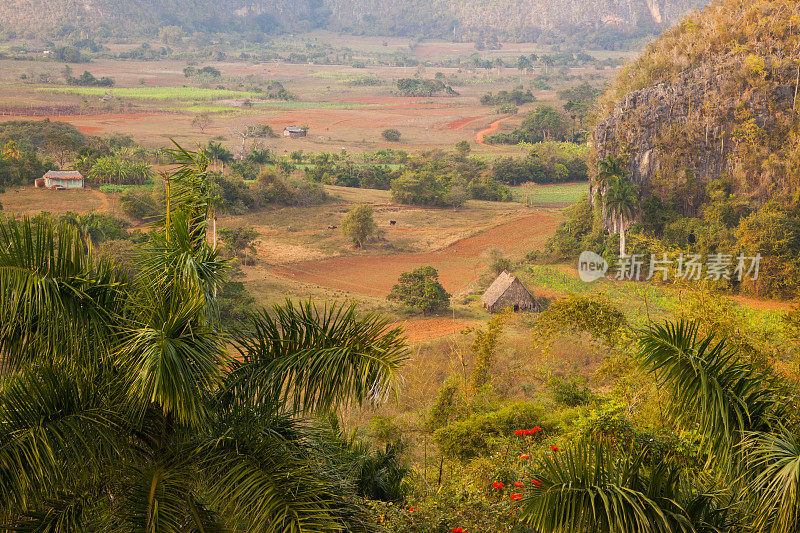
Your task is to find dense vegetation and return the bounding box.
[0,146,410,530]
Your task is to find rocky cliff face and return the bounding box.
[594,55,798,203]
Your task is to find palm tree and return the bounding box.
[596,155,626,223]
[203,141,233,172]
[521,319,800,533]
[605,176,637,256]
[0,143,409,530]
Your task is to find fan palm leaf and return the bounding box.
[741,428,800,533]
[521,438,699,533]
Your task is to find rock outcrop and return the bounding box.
[594,58,797,192]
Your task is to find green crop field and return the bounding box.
[511,182,587,205]
[37,86,265,101]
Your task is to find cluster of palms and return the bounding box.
[204,141,234,172]
[0,145,408,531]
[86,155,154,185]
[596,155,638,256]
[521,320,800,532]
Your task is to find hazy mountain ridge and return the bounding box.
[2,0,709,40]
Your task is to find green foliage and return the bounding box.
[549,375,595,407]
[118,188,162,221]
[543,198,604,260]
[433,401,555,460]
[87,155,153,185]
[0,144,52,187]
[488,105,568,144]
[535,293,626,345]
[480,88,536,106]
[387,265,450,315]
[493,143,589,185]
[0,120,86,153]
[381,128,402,142]
[66,70,114,87]
[396,78,456,97]
[469,314,504,390]
[341,204,377,247]
[0,143,411,529]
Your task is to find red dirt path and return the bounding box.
[271,212,559,297]
[475,116,514,147]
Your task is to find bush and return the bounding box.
[387,266,450,314]
[381,129,402,142]
[549,375,595,407]
[433,401,557,460]
[341,204,377,248]
[118,190,161,222]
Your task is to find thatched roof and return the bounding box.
[43,170,83,180]
[481,270,530,307]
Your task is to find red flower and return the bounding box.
[492,481,504,489]
[514,481,524,487]
[452,528,464,533]
[515,429,522,436]
[534,426,542,432]
[531,479,542,486]
[520,454,530,460]
[409,507,417,512]
[550,445,559,452]
[510,493,523,501]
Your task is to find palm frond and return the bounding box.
[224,300,408,415]
[742,428,800,533]
[0,366,123,511]
[196,415,347,533]
[0,217,127,371]
[638,320,786,458]
[116,292,228,428]
[521,438,701,533]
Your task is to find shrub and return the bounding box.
[381,129,402,142]
[341,204,377,248]
[118,190,161,221]
[549,375,596,407]
[387,266,450,314]
[433,401,556,460]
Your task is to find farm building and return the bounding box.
[283,126,307,138]
[35,170,84,190]
[481,270,537,313]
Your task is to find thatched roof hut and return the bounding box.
[481,270,536,313]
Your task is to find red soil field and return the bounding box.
[271,211,559,297]
[391,317,474,343]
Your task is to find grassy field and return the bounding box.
[511,182,587,206]
[38,86,266,100]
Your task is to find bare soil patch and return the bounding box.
[271,211,559,296]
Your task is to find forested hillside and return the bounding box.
[1,0,708,44]
[581,0,800,298]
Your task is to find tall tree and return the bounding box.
[604,175,637,256]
